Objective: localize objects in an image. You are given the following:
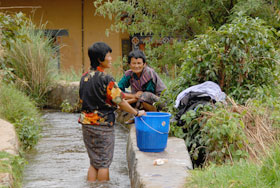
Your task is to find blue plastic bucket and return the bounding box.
[135,112,171,152]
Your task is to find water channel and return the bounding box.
[22,111,131,188]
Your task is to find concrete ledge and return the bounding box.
[127,125,193,188]
[47,81,79,109]
[0,118,19,187]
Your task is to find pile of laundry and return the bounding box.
[174,81,226,126]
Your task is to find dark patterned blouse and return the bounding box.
[78,66,124,126]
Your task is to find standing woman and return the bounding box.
[78,42,145,182]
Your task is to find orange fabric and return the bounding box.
[106,81,124,105]
[106,81,114,105]
[96,66,104,72]
[79,111,102,125]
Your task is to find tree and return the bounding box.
[95,0,280,40]
[95,0,280,73]
[166,16,280,104]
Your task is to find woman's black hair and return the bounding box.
[88,42,112,69]
[128,50,146,64]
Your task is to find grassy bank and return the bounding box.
[0,83,42,151]
[187,144,280,188]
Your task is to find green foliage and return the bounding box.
[260,144,280,187]
[60,99,80,113]
[0,12,29,50]
[95,0,199,39]
[95,0,280,38]
[144,40,185,75]
[231,0,280,29]
[177,16,279,104]
[172,103,248,166]
[0,83,41,151]
[95,0,280,81]
[201,105,248,163]
[0,151,26,188]
[167,84,280,167]
[14,117,40,151]
[0,12,58,107]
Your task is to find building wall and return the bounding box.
[0,0,129,76]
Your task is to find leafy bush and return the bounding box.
[174,16,279,104]
[169,95,278,167]
[0,12,58,106]
[0,12,28,50]
[172,102,248,166]
[144,40,186,76]
[0,83,41,150]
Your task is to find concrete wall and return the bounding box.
[127,125,193,188]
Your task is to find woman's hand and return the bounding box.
[135,91,143,99]
[137,110,146,116]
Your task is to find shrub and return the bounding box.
[174,16,280,104]
[144,40,186,76]
[0,83,41,150]
[170,96,278,167]
[0,12,58,106]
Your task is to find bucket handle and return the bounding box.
[139,117,169,134]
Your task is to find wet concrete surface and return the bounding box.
[22,111,130,188]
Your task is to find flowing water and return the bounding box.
[22,111,131,188]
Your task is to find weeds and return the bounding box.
[60,99,80,113]
[2,15,58,107]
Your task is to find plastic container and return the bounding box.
[135,112,171,152]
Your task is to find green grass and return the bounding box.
[259,145,280,187]
[187,144,280,188]
[187,161,267,188]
